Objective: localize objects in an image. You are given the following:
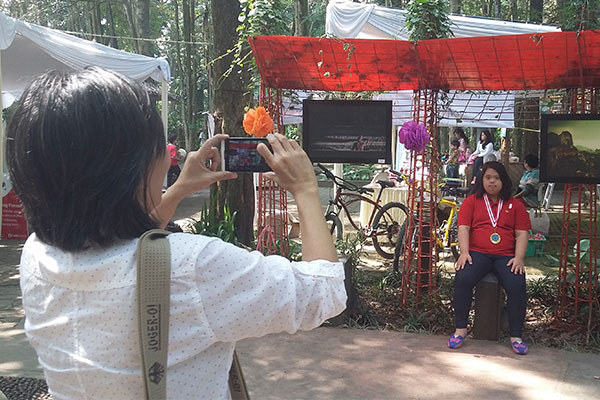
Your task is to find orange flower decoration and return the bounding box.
[243,106,274,137]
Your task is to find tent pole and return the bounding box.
[161,77,168,139]
[0,50,4,238]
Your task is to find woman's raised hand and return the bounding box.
[257,133,318,197]
[175,134,237,195]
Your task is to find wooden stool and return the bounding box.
[473,272,503,341]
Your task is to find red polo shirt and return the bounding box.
[458,194,531,256]
[167,143,178,166]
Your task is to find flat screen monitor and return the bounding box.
[540,113,600,183]
[302,100,392,164]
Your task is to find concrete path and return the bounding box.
[237,327,600,400]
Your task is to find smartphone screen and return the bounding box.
[222,138,272,172]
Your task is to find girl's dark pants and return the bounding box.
[454,250,526,337]
[472,156,483,181]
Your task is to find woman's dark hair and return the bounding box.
[480,129,494,146]
[472,161,513,201]
[524,154,539,169]
[168,133,177,144]
[6,67,166,251]
[453,127,468,144]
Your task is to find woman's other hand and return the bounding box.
[175,134,237,195]
[456,252,472,270]
[257,133,318,197]
[507,257,525,274]
[258,133,337,262]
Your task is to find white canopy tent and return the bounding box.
[326,0,561,40]
[0,11,171,236]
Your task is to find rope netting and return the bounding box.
[255,86,289,257]
[400,90,440,305]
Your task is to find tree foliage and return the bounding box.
[405,0,453,41]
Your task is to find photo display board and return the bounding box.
[302,100,392,164]
[540,114,600,183]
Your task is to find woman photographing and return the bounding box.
[6,67,346,399]
[448,162,531,355]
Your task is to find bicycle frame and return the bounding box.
[436,198,458,248]
[326,187,387,232]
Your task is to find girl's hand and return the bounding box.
[456,252,472,270]
[174,134,237,195]
[507,257,525,274]
[257,133,318,197]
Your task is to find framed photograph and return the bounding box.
[540,114,600,183]
[302,100,392,164]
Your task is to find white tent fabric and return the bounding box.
[326,0,561,40]
[282,90,515,128]
[0,11,170,107]
[0,12,171,236]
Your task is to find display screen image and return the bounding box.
[540,114,600,184]
[302,100,392,164]
[223,138,271,173]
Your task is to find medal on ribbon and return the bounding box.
[484,194,503,245]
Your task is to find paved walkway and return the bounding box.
[2,188,600,399]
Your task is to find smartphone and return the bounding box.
[221,137,272,172]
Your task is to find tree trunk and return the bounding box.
[510,0,518,20]
[493,0,501,18]
[210,0,254,246]
[514,97,540,160]
[135,0,152,55]
[449,0,461,14]
[294,0,309,36]
[529,0,543,23]
[123,1,140,53]
[182,0,197,151]
[106,2,119,49]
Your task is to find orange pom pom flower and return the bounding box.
[243,106,274,137]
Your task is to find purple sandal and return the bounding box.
[511,340,529,355]
[448,334,465,349]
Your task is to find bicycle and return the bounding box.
[393,178,470,271]
[316,163,408,259]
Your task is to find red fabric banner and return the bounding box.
[249,31,600,91]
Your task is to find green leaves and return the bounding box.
[190,195,239,245]
[404,0,453,42]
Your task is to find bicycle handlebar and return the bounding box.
[315,163,376,193]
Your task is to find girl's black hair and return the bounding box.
[453,127,468,144]
[6,67,166,251]
[480,129,494,146]
[524,154,539,169]
[472,161,513,201]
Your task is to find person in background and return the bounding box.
[453,127,471,163]
[445,140,460,178]
[6,67,346,399]
[449,161,530,355]
[167,133,183,187]
[514,154,540,208]
[470,130,495,184]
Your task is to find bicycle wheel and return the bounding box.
[392,218,409,273]
[325,212,343,243]
[372,202,409,259]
